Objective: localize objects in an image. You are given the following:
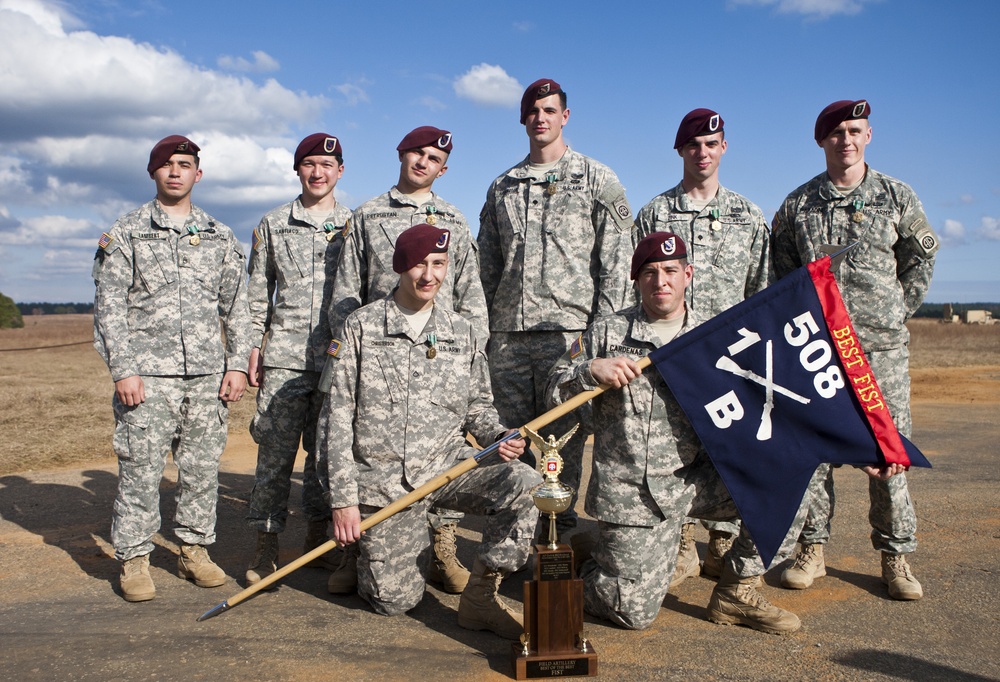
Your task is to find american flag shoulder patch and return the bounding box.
[569,334,583,359]
[98,233,113,249]
[326,339,342,357]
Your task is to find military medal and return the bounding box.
[710,208,721,231]
[851,199,865,223]
[323,222,336,242]
[546,173,558,196]
[425,205,438,226]
[187,225,200,246]
[426,332,437,359]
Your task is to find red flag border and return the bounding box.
[806,257,911,467]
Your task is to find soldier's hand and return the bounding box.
[219,370,248,403]
[333,506,362,544]
[248,347,264,387]
[114,375,145,406]
[861,462,907,480]
[497,430,526,462]
[590,356,642,388]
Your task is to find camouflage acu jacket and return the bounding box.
[248,197,353,372]
[477,148,636,333]
[319,296,507,509]
[635,182,771,317]
[771,167,939,351]
[328,187,488,345]
[93,200,252,381]
[546,305,707,526]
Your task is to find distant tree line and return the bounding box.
[16,302,95,315]
[914,303,1000,319]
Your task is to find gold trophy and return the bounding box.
[512,424,597,679]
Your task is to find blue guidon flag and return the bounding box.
[650,257,931,566]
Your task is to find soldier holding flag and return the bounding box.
[547,232,802,634]
[771,99,939,600]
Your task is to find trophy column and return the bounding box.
[512,428,598,679]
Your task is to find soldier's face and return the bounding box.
[152,154,201,202]
[397,147,448,194]
[524,94,569,147]
[678,132,726,182]
[297,155,343,203]
[819,119,871,172]
[396,253,449,311]
[637,259,692,321]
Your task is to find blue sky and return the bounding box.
[1,0,997,304]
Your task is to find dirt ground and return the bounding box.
[0,317,998,681]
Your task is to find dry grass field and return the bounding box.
[0,314,256,474]
[0,314,997,475]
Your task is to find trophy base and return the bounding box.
[511,644,599,679]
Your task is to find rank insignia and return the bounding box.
[569,334,583,359]
[327,339,342,357]
[251,228,261,251]
[98,233,113,250]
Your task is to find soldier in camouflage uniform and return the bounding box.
[478,78,636,532]
[771,100,939,601]
[93,135,252,602]
[317,224,541,639]
[327,126,487,594]
[243,134,352,586]
[547,232,802,634]
[635,108,770,584]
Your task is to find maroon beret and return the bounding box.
[147,135,199,175]
[392,224,451,274]
[630,232,688,280]
[674,108,724,149]
[294,133,342,169]
[814,99,870,142]
[520,78,564,124]
[396,126,453,153]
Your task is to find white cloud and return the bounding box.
[0,214,93,245]
[0,0,325,140]
[980,216,1000,241]
[941,218,965,246]
[454,64,522,107]
[513,21,535,32]
[416,96,447,112]
[960,194,975,204]
[728,0,880,19]
[217,50,280,74]
[41,247,93,272]
[335,81,371,106]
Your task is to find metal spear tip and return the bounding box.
[197,600,230,622]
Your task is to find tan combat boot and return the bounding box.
[245,531,279,588]
[120,554,156,602]
[669,522,701,588]
[427,522,470,593]
[881,552,923,601]
[708,564,801,635]
[780,543,826,589]
[177,544,226,588]
[327,542,359,595]
[701,530,735,579]
[303,519,338,570]
[457,558,524,640]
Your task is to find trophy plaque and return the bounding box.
[511,425,598,679]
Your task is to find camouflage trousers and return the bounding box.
[488,331,588,520]
[111,374,228,561]
[580,450,810,630]
[796,346,918,555]
[355,460,541,616]
[246,368,327,532]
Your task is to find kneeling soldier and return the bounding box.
[317,224,541,639]
[547,232,801,633]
